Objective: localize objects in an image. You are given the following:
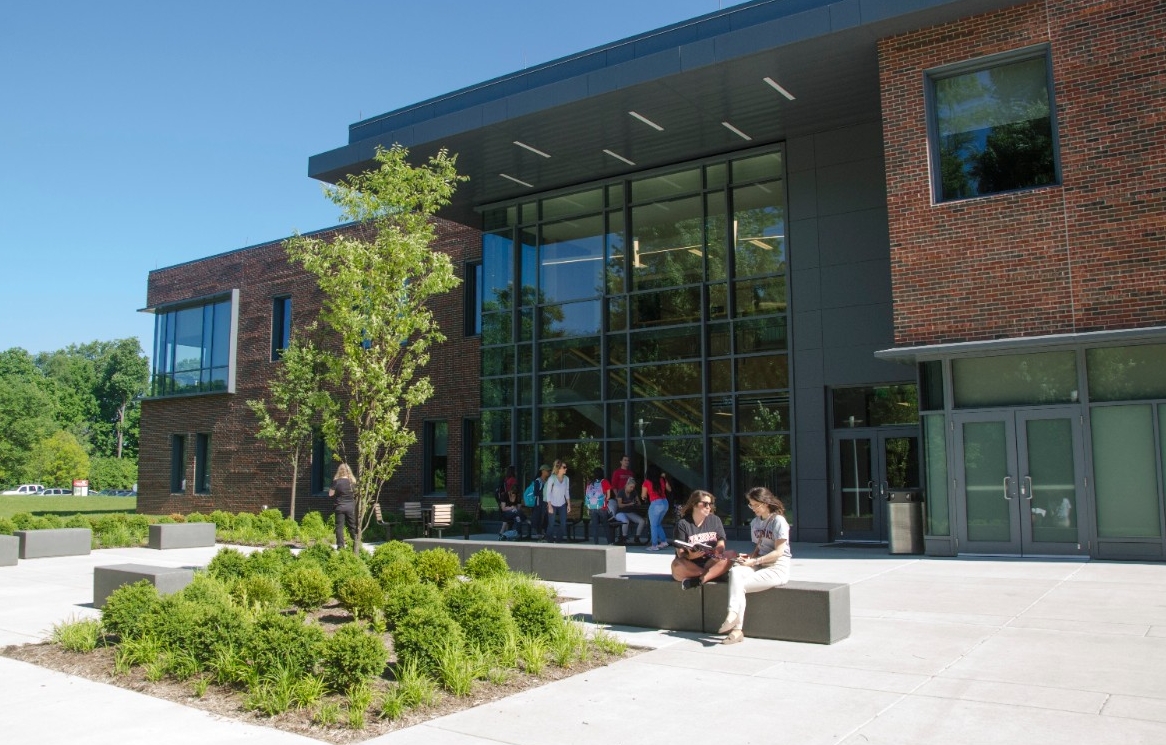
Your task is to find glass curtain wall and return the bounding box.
[479,149,790,524]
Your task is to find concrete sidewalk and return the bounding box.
[3,540,1166,744]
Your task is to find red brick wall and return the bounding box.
[138,218,482,518]
[880,0,1166,346]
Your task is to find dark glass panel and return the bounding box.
[710,397,733,434]
[481,231,513,314]
[517,343,533,373]
[629,168,700,202]
[608,368,628,400]
[738,434,793,501]
[732,181,786,279]
[832,385,919,428]
[541,299,601,338]
[607,183,624,207]
[481,378,514,408]
[607,296,627,331]
[518,308,534,342]
[706,162,727,189]
[731,152,783,183]
[540,215,604,303]
[606,210,626,295]
[737,354,789,392]
[630,398,703,438]
[481,347,511,377]
[710,437,734,524]
[631,196,704,290]
[607,334,627,366]
[519,229,537,307]
[630,326,701,364]
[708,283,728,321]
[740,396,791,433]
[607,403,626,438]
[631,360,702,398]
[541,404,605,441]
[481,313,512,345]
[540,336,601,372]
[736,316,787,353]
[733,276,786,317]
[518,376,533,406]
[481,410,511,443]
[540,369,602,404]
[706,191,727,282]
[630,286,703,328]
[542,188,603,220]
[708,322,731,357]
[919,360,945,410]
[710,359,732,394]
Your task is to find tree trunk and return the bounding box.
[289,444,300,520]
[115,401,127,459]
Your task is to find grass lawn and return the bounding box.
[0,495,137,519]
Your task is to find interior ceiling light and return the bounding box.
[628,111,664,131]
[499,173,533,188]
[722,121,753,141]
[763,77,796,100]
[603,149,636,166]
[513,142,552,160]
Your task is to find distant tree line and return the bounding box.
[0,339,148,490]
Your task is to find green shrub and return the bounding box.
[101,580,161,640]
[298,511,331,542]
[178,573,234,609]
[392,605,464,674]
[463,549,509,580]
[510,581,564,639]
[366,540,415,578]
[296,542,335,569]
[336,576,384,622]
[185,511,209,524]
[320,623,389,693]
[0,517,15,535]
[282,564,332,610]
[382,582,442,629]
[39,514,64,529]
[324,548,370,588]
[245,611,327,678]
[10,513,35,530]
[206,510,234,530]
[414,548,460,587]
[206,548,250,582]
[141,594,250,667]
[234,513,258,532]
[247,545,295,578]
[444,581,513,651]
[231,575,287,611]
[63,514,91,529]
[376,559,420,593]
[49,615,103,652]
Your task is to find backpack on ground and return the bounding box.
[585,479,606,510]
[522,479,539,507]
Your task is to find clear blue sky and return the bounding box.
[0,0,742,358]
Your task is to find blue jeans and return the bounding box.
[648,499,669,546]
[548,503,568,542]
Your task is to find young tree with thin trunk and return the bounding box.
[285,145,465,550]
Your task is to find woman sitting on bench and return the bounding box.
[671,490,732,589]
[717,486,791,645]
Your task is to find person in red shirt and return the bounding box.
[611,455,635,492]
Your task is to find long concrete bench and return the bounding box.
[0,535,18,566]
[148,522,216,549]
[93,564,195,608]
[14,528,92,559]
[591,572,851,644]
[405,538,625,583]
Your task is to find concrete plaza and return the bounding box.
[2,540,1165,744]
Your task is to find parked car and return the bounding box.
[1,484,46,495]
[41,488,74,496]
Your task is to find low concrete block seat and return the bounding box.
[14,528,92,559]
[148,522,216,550]
[405,538,625,583]
[93,564,195,608]
[0,534,18,566]
[591,572,851,644]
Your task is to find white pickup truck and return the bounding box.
[1,484,46,495]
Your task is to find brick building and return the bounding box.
[141,0,1166,558]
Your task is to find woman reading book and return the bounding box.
[670,490,732,590]
[716,486,791,645]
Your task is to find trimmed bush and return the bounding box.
[282,564,332,611]
[376,559,420,593]
[299,511,331,543]
[206,548,250,583]
[142,594,249,667]
[324,548,370,588]
[463,549,509,580]
[414,548,460,587]
[444,580,514,651]
[510,581,564,639]
[392,604,464,674]
[101,580,161,640]
[64,513,91,529]
[336,576,384,622]
[0,517,15,535]
[179,572,234,609]
[246,545,295,578]
[383,582,442,630]
[206,510,234,530]
[296,542,336,569]
[231,575,287,611]
[366,540,415,578]
[245,611,327,678]
[320,623,388,693]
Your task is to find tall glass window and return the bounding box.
[194,433,211,494]
[151,295,234,396]
[1091,405,1161,538]
[929,49,1059,202]
[271,296,291,361]
[424,421,449,494]
[170,434,186,494]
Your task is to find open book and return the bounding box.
[671,538,715,552]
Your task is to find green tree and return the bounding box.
[29,430,90,488]
[95,338,149,459]
[89,455,138,491]
[0,349,59,485]
[285,145,465,550]
[247,336,339,518]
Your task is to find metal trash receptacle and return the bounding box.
[887,490,924,554]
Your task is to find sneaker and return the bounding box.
[721,629,744,645]
[646,545,659,551]
[680,577,701,590]
[717,612,739,634]
[656,542,670,549]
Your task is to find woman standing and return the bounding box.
[543,459,570,543]
[642,464,672,551]
[718,486,791,644]
[670,489,733,588]
[329,463,359,553]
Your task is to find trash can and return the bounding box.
[887,490,924,555]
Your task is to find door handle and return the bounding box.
[1003,476,1013,500]
[1023,476,1033,501]
[866,481,875,500]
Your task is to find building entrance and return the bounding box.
[831,428,919,543]
[953,408,1089,556]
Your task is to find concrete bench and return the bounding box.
[405,538,625,583]
[93,564,195,608]
[148,522,216,549]
[14,528,92,559]
[0,535,18,566]
[591,572,851,644]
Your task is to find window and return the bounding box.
[170,435,186,493]
[151,291,237,396]
[271,296,291,360]
[464,261,483,337]
[310,431,332,495]
[929,49,1058,201]
[463,418,481,495]
[424,421,448,494]
[194,433,211,494]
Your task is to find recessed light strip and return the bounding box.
[722,121,753,141]
[628,111,664,131]
[499,173,533,188]
[513,140,551,158]
[763,77,796,100]
[603,149,636,166]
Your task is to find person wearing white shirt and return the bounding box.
[543,459,571,543]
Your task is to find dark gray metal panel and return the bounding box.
[794,384,827,425]
[788,171,819,222]
[788,217,820,268]
[822,302,894,348]
[786,135,817,174]
[817,208,890,267]
[812,122,885,167]
[815,159,887,216]
[796,434,829,492]
[819,261,892,309]
[830,0,864,30]
[679,38,718,71]
[794,345,825,389]
[793,309,823,350]
[824,342,910,386]
[790,266,822,312]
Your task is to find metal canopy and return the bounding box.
[308,0,1023,226]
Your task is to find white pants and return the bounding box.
[726,557,790,629]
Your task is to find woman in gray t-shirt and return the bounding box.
[718,486,791,644]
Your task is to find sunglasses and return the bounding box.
[697,500,713,506]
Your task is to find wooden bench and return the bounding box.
[372,502,427,539]
[406,538,626,583]
[147,522,216,549]
[14,528,92,559]
[591,572,851,644]
[0,535,18,566]
[424,503,454,538]
[93,564,195,608]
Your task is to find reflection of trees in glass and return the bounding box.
[632,197,704,291]
[733,182,786,280]
[660,420,702,468]
[1086,345,1166,403]
[935,57,1055,200]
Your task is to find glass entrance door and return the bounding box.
[832,430,919,542]
[954,409,1088,556]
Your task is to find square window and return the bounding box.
[929,50,1059,201]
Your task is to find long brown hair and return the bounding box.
[681,489,716,519]
[334,463,354,481]
[745,486,785,515]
